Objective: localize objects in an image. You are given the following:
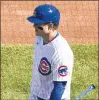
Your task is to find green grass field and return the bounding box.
[1,44,98,100]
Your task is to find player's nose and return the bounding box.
[33,25,38,32]
[33,24,37,28]
[33,24,37,29]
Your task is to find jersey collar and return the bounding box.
[43,33,59,45]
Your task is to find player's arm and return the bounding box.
[50,49,74,100]
[50,81,67,100]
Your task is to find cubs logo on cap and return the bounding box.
[58,66,68,76]
[38,57,51,75]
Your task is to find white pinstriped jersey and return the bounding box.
[29,33,74,100]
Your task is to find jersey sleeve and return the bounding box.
[51,50,74,81]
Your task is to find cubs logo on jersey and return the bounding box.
[38,57,51,75]
[58,66,68,76]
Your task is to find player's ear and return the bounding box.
[48,23,58,30]
[48,23,54,30]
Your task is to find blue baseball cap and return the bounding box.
[27,4,60,26]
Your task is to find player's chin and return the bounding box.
[35,32,41,36]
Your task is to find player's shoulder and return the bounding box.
[53,34,70,49]
[52,34,73,55]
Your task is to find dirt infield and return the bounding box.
[1,1,98,44]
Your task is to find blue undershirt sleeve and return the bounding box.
[50,81,67,100]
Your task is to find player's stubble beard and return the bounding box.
[35,30,57,44]
[34,29,44,36]
[34,24,57,43]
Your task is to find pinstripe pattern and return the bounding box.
[29,34,74,100]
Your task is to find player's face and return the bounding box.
[33,23,50,36]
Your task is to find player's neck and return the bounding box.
[42,30,58,44]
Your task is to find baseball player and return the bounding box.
[27,4,74,100]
